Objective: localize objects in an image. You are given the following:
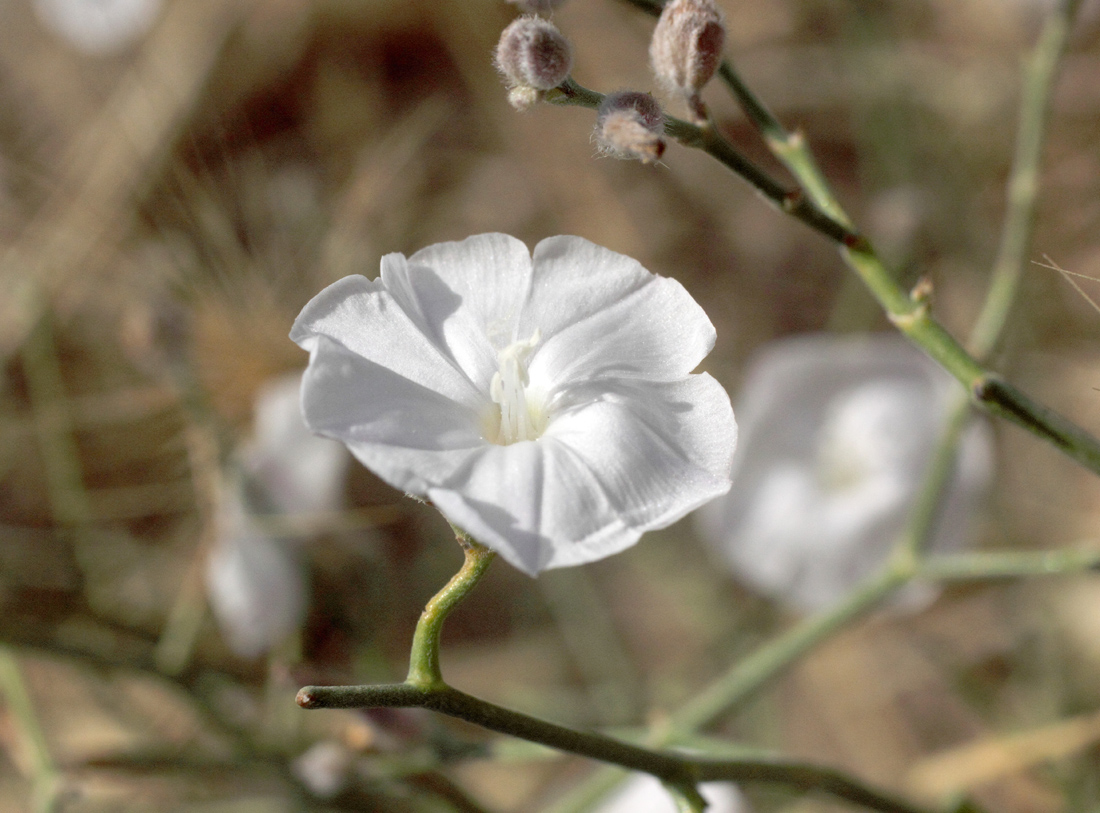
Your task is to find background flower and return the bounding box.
[696,334,993,612]
[33,0,162,55]
[292,233,736,575]
[206,372,349,658]
[595,773,746,813]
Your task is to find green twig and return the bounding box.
[968,0,1082,359]
[297,681,931,813]
[546,75,1100,478]
[920,547,1100,582]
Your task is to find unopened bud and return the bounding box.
[495,16,572,108]
[595,91,666,163]
[649,0,725,121]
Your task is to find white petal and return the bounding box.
[245,372,349,514]
[382,233,534,389]
[596,773,745,813]
[429,375,735,575]
[291,275,485,411]
[300,336,487,494]
[34,0,161,54]
[548,375,736,529]
[206,493,307,659]
[427,440,635,575]
[524,236,716,386]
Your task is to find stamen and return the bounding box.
[490,329,542,444]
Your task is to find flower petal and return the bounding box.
[547,374,736,529]
[206,494,307,658]
[300,335,487,493]
[524,236,715,386]
[291,275,485,410]
[427,439,639,575]
[382,233,535,389]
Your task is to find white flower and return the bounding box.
[33,0,162,55]
[696,334,992,612]
[291,233,736,575]
[206,489,308,659]
[242,373,350,515]
[206,373,350,658]
[596,773,745,813]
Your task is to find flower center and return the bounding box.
[489,329,545,445]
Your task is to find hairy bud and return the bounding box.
[595,91,666,163]
[495,16,572,109]
[649,0,725,121]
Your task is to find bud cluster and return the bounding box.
[495,16,573,110]
[649,0,726,122]
[595,91,666,164]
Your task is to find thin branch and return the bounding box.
[968,0,1084,359]
[297,682,932,813]
[920,547,1100,582]
[548,74,1100,477]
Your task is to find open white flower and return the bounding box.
[696,334,992,612]
[292,233,736,575]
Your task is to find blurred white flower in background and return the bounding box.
[596,773,746,813]
[33,0,162,55]
[292,233,737,575]
[206,373,350,658]
[696,334,993,612]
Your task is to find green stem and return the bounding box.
[968,0,1082,359]
[897,389,973,561]
[297,681,931,813]
[920,547,1100,582]
[547,76,1100,478]
[406,532,496,688]
[666,564,909,737]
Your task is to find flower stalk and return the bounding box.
[407,531,496,689]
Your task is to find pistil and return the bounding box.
[490,329,542,444]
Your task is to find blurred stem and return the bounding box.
[21,313,91,525]
[0,648,61,813]
[154,423,220,675]
[666,564,909,736]
[968,0,1081,359]
[920,547,1100,582]
[896,388,973,562]
[539,568,642,726]
[406,530,496,688]
[546,76,1100,478]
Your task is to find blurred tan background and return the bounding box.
[3,0,1100,810]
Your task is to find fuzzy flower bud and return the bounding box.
[495,16,573,109]
[595,91,666,163]
[649,0,725,121]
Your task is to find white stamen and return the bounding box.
[490,329,542,444]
